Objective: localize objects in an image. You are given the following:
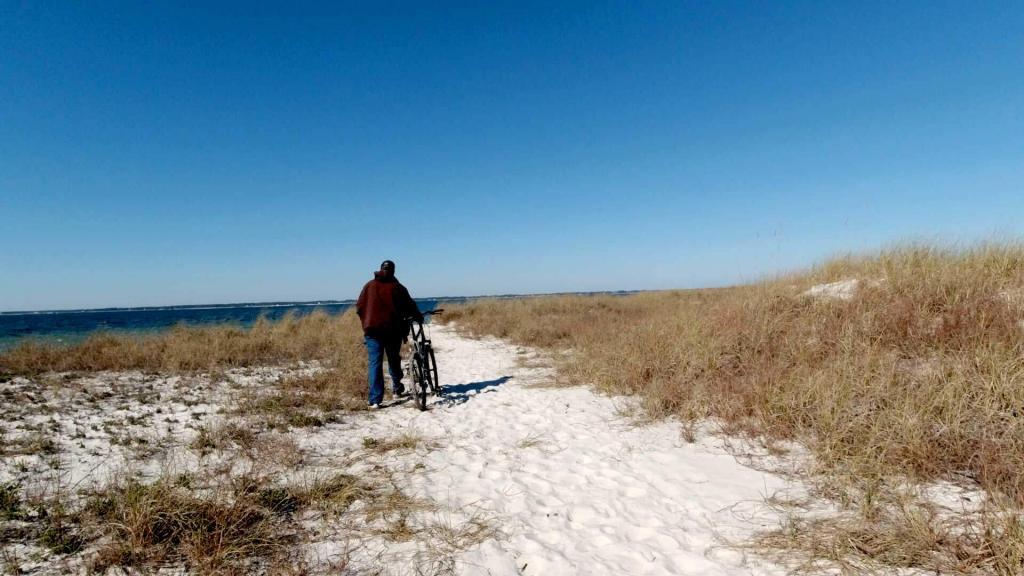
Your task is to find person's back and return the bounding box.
[356,260,422,408]
[357,268,419,339]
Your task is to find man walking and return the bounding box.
[356,260,423,408]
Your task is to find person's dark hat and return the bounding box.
[380,260,395,271]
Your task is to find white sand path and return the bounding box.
[304,324,793,575]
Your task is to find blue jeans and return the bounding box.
[365,335,404,405]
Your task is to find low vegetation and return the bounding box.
[0,417,465,574]
[1,468,415,574]
[440,242,1024,574]
[0,309,371,434]
[238,368,368,429]
[0,309,366,376]
[83,472,364,573]
[362,433,428,454]
[0,482,20,520]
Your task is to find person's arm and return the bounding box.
[356,284,368,319]
[400,285,423,322]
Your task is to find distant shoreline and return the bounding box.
[0,300,357,317]
[0,290,645,316]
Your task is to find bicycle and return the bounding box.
[405,309,443,411]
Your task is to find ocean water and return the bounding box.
[0,299,443,350]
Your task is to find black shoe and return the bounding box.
[393,385,407,397]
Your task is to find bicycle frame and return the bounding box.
[408,320,427,346]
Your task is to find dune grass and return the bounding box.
[440,242,1024,574]
[0,309,366,375]
[37,468,424,574]
[85,476,292,573]
[0,309,370,418]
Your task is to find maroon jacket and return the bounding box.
[356,272,423,338]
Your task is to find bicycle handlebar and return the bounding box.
[404,309,444,322]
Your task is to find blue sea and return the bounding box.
[0,299,446,350]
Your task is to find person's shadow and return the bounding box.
[437,376,512,406]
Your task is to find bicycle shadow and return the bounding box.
[383,395,413,408]
[435,376,512,407]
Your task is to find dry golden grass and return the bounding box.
[362,433,427,454]
[0,309,371,426]
[86,477,293,574]
[0,482,20,520]
[239,368,368,429]
[21,465,434,574]
[440,242,1024,573]
[0,309,366,376]
[755,496,1024,575]
[190,421,259,455]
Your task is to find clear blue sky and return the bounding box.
[2,2,1022,311]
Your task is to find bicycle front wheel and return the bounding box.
[418,352,435,401]
[427,345,440,395]
[411,355,427,411]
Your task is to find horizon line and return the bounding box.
[0,288,661,316]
